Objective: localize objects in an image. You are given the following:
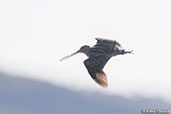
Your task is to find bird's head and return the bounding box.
[78,45,90,53]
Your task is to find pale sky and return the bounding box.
[0,0,171,102]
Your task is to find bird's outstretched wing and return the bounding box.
[91,38,122,53]
[84,56,110,88]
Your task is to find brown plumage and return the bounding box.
[60,38,133,88]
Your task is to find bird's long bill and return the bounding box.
[60,50,79,61]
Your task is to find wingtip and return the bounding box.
[94,79,108,88]
[95,38,99,41]
[95,38,114,42]
[94,71,108,89]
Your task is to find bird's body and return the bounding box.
[60,38,133,88]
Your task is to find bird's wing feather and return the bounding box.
[84,56,110,88]
[115,41,123,50]
[93,38,122,52]
[94,38,114,52]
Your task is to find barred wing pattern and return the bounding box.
[92,38,122,52]
[93,38,115,53]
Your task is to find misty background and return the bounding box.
[0,73,170,114]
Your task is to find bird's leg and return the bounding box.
[120,50,134,55]
[125,50,134,54]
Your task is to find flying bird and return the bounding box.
[60,38,133,88]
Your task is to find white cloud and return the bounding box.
[0,0,171,102]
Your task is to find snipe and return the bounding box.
[60,38,133,88]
